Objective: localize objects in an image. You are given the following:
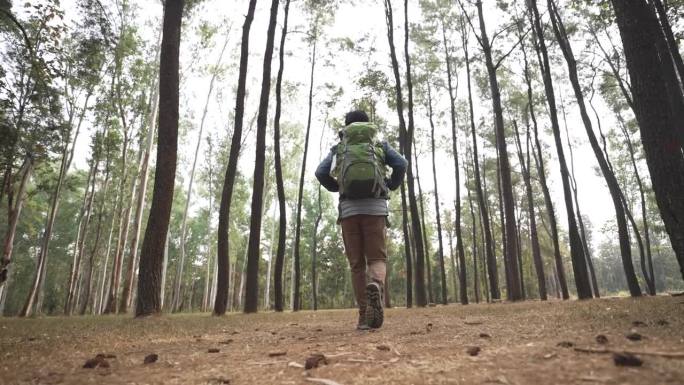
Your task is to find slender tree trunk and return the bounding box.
[67,154,98,314]
[383,0,413,307]
[172,36,228,313]
[160,230,169,310]
[520,26,569,300]
[214,1,257,316]
[561,100,600,298]
[549,0,640,297]
[513,121,547,300]
[292,33,317,312]
[461,18,500,300]
[474,0,521,300]
[272,0,291,313]
[402,0,427,307]
[0,156,32,294]
[618,114,656,295]
[528,0,592,299]
[414,150,433,304]
[442,23,468,305]
[244,0,279,314]
[427,83,447,305]
[263,205,276,310]
[135,0,184,317]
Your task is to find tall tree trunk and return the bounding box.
[561,100,600,298]
[414,150,434,304]
[272,0,291,312]
[513,121,547,300]
[160,230,169,310]
[263,204,276,310]
[383,0,413,307]
[528,0,592,299]
[66,154,98,314]
[611,0,684,281]
[172,35,228,313]
[461,17,499,300]
[427,83,447,305]
[466,161,480,303]
[402,0,428,307]
[474,0,521,300]
[548,0,640,296]
[442,23,468,305]
[618,114,656,295]
[520,23,569,299]
[214,0,257,316]
[0,156,32,294]
[244,0,279,314]
[119,84,160,313]
[135,0,184,317]
[292,32,317,312]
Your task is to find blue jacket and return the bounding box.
[315,141,408,195]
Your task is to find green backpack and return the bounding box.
[331,122,388,199]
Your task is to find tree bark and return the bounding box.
[0,156,32,293]
[442,22,467,305]
[272,0,291,313]
[460,16,499,300]
[402,0,428,307]
[135,0,184,317]
[383,0,413,308]
[214,0,257,316]
[618,114,656,295]
[426,83,447,305]
[244,0,279,314]
[611,0,684,281]
[513,120,547,300]
[528,0,592,299]
[474,0,521,300]
[549,0,640,296]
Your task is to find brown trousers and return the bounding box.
[340,215,387,315]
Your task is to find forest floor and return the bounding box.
[1,296,683,385]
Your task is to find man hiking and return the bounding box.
[315,110,407,330]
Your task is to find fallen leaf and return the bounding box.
[632,321,647,327]
[315,328,323,332]
[543,353,557,359]
[305,354,328,370]
[613,352,643,367]
[143,354,158,364]
[219,339,233,345]
[208,348,220,353]
[288,361,305,369]
[376,345,390,351]
[626,333,642,341]
[426,323,433,332]
[389,357,400,363]
[557,341,574,348]
[269,351,287,357]
[466,346,481,356]
[479,333,491,339]
[656,319,669,326]
[596,335,609,344]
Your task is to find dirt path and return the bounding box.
[1,296,683,384]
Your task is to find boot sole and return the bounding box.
[365,283,384,328]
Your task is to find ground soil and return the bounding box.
[1,296,683,384]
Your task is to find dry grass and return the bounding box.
[1,296,683,384]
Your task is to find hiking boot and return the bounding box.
[365,282,384,329]
[356,311,371,330]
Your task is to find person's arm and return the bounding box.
[315,146,339,192]
[383,142,408,191]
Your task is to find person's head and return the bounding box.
[344,110,369,126]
